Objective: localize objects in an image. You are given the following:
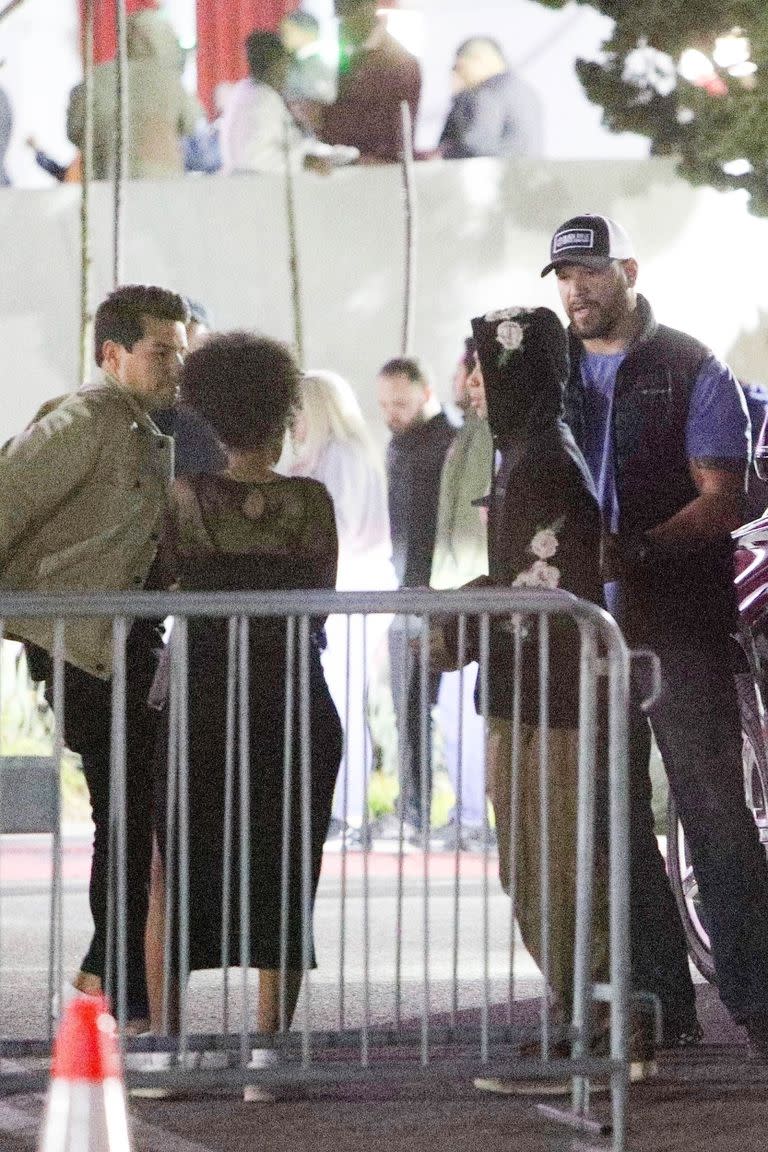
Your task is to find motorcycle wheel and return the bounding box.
[666,673,768,984]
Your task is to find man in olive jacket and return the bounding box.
[0,284,189,1026]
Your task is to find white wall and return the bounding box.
[1,156,767,447]
[0,0,81,188]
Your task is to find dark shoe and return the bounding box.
[430,821,467,851]
[516,1035,571,1061]
[325,816,346,841]
[589,1011,657,1082]
[369,812,421,844]
[660,1017,703,1050]
[629,1012,658,1080]
[343,823,373,851]
[744,1015,768,1061]
[464,823,497,852]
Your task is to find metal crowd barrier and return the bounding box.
[0,588,650,1152]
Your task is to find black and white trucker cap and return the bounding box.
[541,214,635,277]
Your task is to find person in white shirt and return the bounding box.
[220,31,309,174]
[283,371,395,838]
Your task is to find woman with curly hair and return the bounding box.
[145,332,342,1043]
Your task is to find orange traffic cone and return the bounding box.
[38,996,132,1152]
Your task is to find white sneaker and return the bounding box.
[243,1048,280,1103]
[126,1050,174,1099]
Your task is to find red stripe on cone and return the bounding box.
[40,997,132,1152]
[51,996,121,1082]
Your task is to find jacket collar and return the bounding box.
[81,372,165,433]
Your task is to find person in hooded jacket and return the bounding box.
[471,305,612,1022]
[436,307,617,1062]
[67,8,203,180]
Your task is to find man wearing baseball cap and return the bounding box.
[542,213,768,1058]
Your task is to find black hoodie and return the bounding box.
[470,306,604,726]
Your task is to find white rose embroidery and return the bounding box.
[496,320,524,352]
[530,528,559,560]
[512,569,537,588]
[484,306,525,323]
[532,560,561,589]
[513,560,561,590]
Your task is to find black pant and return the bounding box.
[624,611,768,1030]
[29,630,159,1018]
[388,621,441,827]
[626,709,698,1033]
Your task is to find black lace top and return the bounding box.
[151,473,338,600]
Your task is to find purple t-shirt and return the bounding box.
[579,350,750,534]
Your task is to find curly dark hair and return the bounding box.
[180,331,300,451]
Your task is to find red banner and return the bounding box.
[79,0,158,65]
[196,0,300,117]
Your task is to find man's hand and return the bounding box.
[600,532,654,581]
[601,461,747,581]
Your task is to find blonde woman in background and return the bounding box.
[284,371,396,842]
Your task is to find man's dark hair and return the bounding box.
[456,36,507,67]
[284,11,320,37]
[378,357,428,387]
[181,331,300,451]
[245,31,288,82]
[93,284,190,366]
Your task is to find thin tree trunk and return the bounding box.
[400,100,417,357]
[283,120,304,365]
[79,0,94,385]
[113,0,128,287]
[0,0,31,25]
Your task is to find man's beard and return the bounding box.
[569,303,621,341]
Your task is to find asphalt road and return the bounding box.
[1,832,764,1152]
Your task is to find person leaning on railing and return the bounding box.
[144,332,343,1065]
[0,284,190,1031]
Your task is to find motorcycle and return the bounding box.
[666,479,768,981]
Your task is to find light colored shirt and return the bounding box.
[220,78,308,174]
[288,438,395,591]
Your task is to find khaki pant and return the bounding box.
[487,717,610,1014]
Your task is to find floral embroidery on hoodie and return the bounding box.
[512,517,565,589]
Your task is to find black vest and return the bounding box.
[564,295,736,632]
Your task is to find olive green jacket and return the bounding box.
[0,377,173,677]
[430,413,494,590]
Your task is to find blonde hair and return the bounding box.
[291,370,383,477]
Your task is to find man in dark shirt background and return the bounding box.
[439,36,542,160]
[322,0,421,163]
[154,298,226,476]
[377,357,455,834]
